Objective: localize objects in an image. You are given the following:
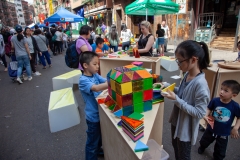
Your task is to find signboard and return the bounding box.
[49,0,54,15]
[176,0,186,14]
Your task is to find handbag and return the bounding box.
[52,34,57,42]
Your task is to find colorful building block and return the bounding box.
[134,103,144,113]
[113,104,122,112]
[116,93,133,107]
[122,73,131,83]
[112,90,116,101]
[132,80,143,92]
[124,65,136,69]
[143,78,153,90]
[115,82,133,95]
[133,91,143,104]
[133,72,142,80]
[122,105,134,116]
[143,89,153,101]
[124,71,134,80]
[143,100,152,112]
[136,70,152,79]
[110,79,116,91]
[115,73,123,83]
[108,86,112,97]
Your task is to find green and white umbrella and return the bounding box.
[125,0,179,20]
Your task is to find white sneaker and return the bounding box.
[33,71,42,76]
[28,76,33,81]
[16,77,23,84]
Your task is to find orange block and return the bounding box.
[121,116,143,129]
[136,70,152,79]
[124,65,137,69]
[116,93,123,107]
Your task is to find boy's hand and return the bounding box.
[231,127,240,139]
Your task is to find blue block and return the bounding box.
[114,109,123,118]
[143,100,152,112]
[123,106,133,116]
[134,140,149,152]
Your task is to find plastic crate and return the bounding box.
[141,139,169,160]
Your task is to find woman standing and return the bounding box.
[0,31,7,71]
[137,21,154,56]
[24,27,41,76]
[33,29,52,69]
[106,24,119,52]
[11,25,32,84]
[55,27,63,54]
[120,23,133,51]
[76,25,92,70]
[156,24,165,56]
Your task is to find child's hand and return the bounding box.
[231,127,240,139]
[162,89,176,100]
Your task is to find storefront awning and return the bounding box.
[84,9,111,17]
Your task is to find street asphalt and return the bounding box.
[0,51,239,160]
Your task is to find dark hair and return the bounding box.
[110,24,117,40]
[24,27,30,36]
[89,27,93,32]
[34,29,42,35]
[157,24,161,30]
[121,23,127,31]
[79,25,91,35]
[237,41,240,46]
[17,33,24,41]
[79,51,98,69]
[175,40,210,70]
[96,37,104,45]
[34,24,39,29]
[222,80,240,95]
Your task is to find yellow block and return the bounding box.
[110,79,116,91]
[120,82,132,95]
[54,70,82,79]
[162,83,176,92]
[49,88,74,110]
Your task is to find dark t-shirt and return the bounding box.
[207,97,240,136]
[156,29,165,37]
[138,34,152,56]
[50,28,57,36]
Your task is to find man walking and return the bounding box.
[161,20,170,52]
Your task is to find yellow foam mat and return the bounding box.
[49,88,74,110]
[54,70,81,79]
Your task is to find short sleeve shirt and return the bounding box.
[79,74,106,122]
[76,36,92,70]
[207,97,240,136]
[156,29,165,37]
[91,43,109,53]
[11,35,28,57]
[25,37,34,53]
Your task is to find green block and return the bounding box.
[110,71,116,80]
[112,90,116,101]
[143,78,153,90]
[129,112,144,120]
[130,67,144,71]
[134,103,144,113]
[109,104,115,111]
[115,74,123,83]
[133,91,143,104]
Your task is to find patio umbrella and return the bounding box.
[44,7,84,23]
[125,0,179,20]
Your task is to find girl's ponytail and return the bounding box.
[17,33,24,42]
[199,41,210,70]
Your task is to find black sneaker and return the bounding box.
[198,146,205,154]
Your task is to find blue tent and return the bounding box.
[44,7,84,23]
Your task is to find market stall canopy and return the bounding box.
[44,7,84,23]
[125,0,179,15]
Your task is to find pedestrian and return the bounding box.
[106,24,119,52]
[101,22,106,35]
[24,27,42,76]
[79,51,108,160]
[0,31,7,71]
[88,27,96,45]
[120,23,133,51]
[96,24,102,37]
[55,27,63,54]
[11,25,32,84]
[156,23,165,56]
[50,24,57,55]
[137,21,154,56]
[161,20,170,52]
[33,29,52,69]
[198,80,240,160]
[161,40,210,160]
[62,30,68,50]
[236,41,240,62]
[76,25,92,70]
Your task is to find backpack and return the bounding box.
[52,34,57,42]
[65,38,82,68]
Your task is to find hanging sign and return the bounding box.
[176,0,186,14]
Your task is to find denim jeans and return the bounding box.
[110,45,118,52]
[199,128,228,160]
[85,120,102,160]
[39,51,51,67]
[16,55,31,78]
[122,41,130,51]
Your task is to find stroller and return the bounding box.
[8,55,25,82]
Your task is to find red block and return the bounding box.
[143,89,153,101]
[116,93,123,107]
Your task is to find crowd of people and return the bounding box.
[0,24,72,84]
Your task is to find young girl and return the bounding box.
[162,40,211,159]
[106,24,119,52]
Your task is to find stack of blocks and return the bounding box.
[105,64,153,117]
